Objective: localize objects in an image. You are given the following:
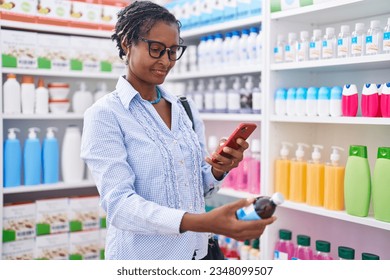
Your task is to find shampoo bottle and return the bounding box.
[204,78,215,113]
[317,86,330,117]
[344,145,371,217]
[342,84,359,117]
[4,128,22,187]
[289,143,309,203]
[21,75,35,115]
[62,125,85,183]
[324,146,345,211]
[3,73,21,114]
[330,86,343,117]
[214,77,228,113]
[42,127,59,184]
[380,83,390,117]
[24,127,41,185]
[292,235,313,260]
[286,87,296,116]
[314,240,333,260]
[372,147,390,222]
[306,145,325,207]
[306,87,318,117]
[248,139,261,195]
[275,142,293,199]
[275,88,287,116]
[274,229,295,260]
[35,78,49,114]
[361,83,379,117]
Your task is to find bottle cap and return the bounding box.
[279,229,292,241]
[297,235,310,247]
[244,239,251,246]
[381,83,390,95]
[338,246,355,259]
[8,128,20,140]
[22,76,34,84]
[28,127,40,139]
[362,252,380,260]
[340,25,350,33]
[377,147,390,160]
[280,142,293,158]
[311,145,323,162]
[313,29,322,37]
[349,145,367,158]
[288,32,297,41]
[318,87,330,100]
[275,88,287,100]
[287,88,297,100]
[37,78,45,88]
[251,139,261,153]
[252,239,259,249]
[325,27,335,36]
[370,20,380,29]
[355,22,365,31]
[300,30,309,40]
[362,83,378,96]
[330,86,342,100]
[7,73,16,79]
[46,127,58,139]
[342,84,358,96]
[330,146,344,165]
[296,143,309,160]
[271,192,285,206]
[307,87,318,100]
[316,240,331,253]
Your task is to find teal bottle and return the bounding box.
[344,145,371,217]
[24,127,41,185]
[4,128,22,187]
[42,127,59,184]
[372,147,390,222]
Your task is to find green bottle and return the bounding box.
[344,145,371,217]
[372,147,390,222]
[362,252,380,260]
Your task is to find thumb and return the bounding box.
[229,197,256,211]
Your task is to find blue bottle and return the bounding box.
[24,127,41,185]
[42,127,59,184]
[4,128,22,187]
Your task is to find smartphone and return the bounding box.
[212,123,257,163]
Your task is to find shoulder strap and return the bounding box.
[179,96,195,130]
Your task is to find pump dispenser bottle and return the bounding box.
[290,143,309,203]
[42,127,59,184]
[306,145,325,207]
[324,146,345,211]
[227,76,241,113]
[372,147,390,222]
[240,75,253,113]
[214,77,228,113]
[275,142,293,199]
[252,79,262,114]
[24,127,41,185]
[4,128,22,187]
[204,78,215,113]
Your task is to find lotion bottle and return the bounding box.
[324,146,345,211]
[3,73,21,114]
[42,127,59,184]
[289,143,309,203]
[72,82,93,114]
[24,127,41,185]
[306,145,325,207]
[275,142,293,200]
[4,128,22,187]
[372,147,390,222]
[342,84,359,117]
[35,78,49,114]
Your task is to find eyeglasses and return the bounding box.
[140,38,187,61]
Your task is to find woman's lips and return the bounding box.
[152,69,168,76]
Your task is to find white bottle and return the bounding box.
[330,86,343,117]
[309,29,322,60]
[187,45,198,72]
[72,82,94,114]
[94,82,108,102]
[252,79,262,114]
[240,75,253,114]
[222,32,232,66]
[227,76,241,114]
[212,33,224,67]
[337,25,351,58]
[3,73,21,114]
[204,35,215,70]
[295,87,307,117]
[275,88,287,116]
[285,32,297,62]
[306,87,318,117]
[256,28,263,64]
[383,17,390,53]
[239,29,250,65]
[214,77,228,113]
[35,78,49,114]
[322,27,336,59]
[21,75,35,114]
[365,20,383,55]
[286,87,296,116]
[351,22,366,57]
[197,36,207,71]
[185,80,195,102]
[274,34,285,63]
[62,125,85,182]
[193,79,205,112]
[296,30,310,62]
[230,30,241,66]
[204,78,215,113]
[317,86,331,117]
[247,27,259,64]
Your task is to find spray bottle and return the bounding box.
[324,146,345,211]
[214,77,228,113]
[306,145,325,206]
[275,142,293,199]
[227,76,241,113]
[4,128,22,187]
[289,143,309,203]
[42,127,59,184]
[24,127,41,185]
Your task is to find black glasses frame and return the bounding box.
[140,38,187,61]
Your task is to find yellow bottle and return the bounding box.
[289,143,309,203]
[306,145,325,206]
[324,146,345,211]
[275,142,293,199]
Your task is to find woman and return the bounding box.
[81,1,275,260]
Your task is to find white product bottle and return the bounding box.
[212,33,224,67]
[230,31,241,66]
[365,20,383,55]
[214,77,228,113]
[21,75,35,114]
[351,22,366,57]
[252,79,262,114]
[185,80,195,102]
[247,27,259,64]
[285,32,297,62]
[317,86,331,117]
[35,78,49,114]
[337,25,351,58]
[256,28,263,64]
[239,29,250,65]
[227,76,241,114]
[295,87,307,117]
[297,30,310,62]
[286,87,296,116]
[94,82,108,102]
[383,17,390,53]
[322,27,336,59]
[204,78,215,113]
[187,45,198,72]
[330,86,343,117]
[309,29,322,60]
[275,88,287,116]
[306,87,318,117]
[72,82,94,114]
[204,35,215,70]
[240,75,253,114]
[197,36,207,71]
[62,125,85,183]
[193,79,205,112]
[222,32,232,66]
[3,73,21,114]
[274,34,285,63]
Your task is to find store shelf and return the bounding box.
[2,181,96,194]
[3,113,84,120]
[281,200,390,231]
[217,188,253,199]
[201,113,262,122]
[1,68,120,79]
[0,20,112,38]
[270,115,390,125]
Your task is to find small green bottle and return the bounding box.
[372,147,390,222]
[362,252,380,260]
[344,145,371,217]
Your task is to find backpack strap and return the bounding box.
[178,96,195,130]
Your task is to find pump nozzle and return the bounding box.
[8,128,21,140]
[46,127,58,138]
[197,79,205,91]
[311,144,324,162]
[207,78,215,91]
[243,75,254,90]
[230,76,241,90]
[330,146,344,165]
[28,127,40,139]
[280,142,293,159]
[79,82,87,92]
[295,142,309,160]
[217,77,227,91]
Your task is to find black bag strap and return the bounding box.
[179,96,195,130]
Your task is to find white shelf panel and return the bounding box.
[270,115,390,125]
[1,68,120,79]
[201,113,262,122]
[3,113,84,120]
[270,53,390,72]
[181,16,262,40]
[2,181,96,194]
[217,188,254,199]
[270,0,390,25]
[281,200,390,231]
[0,20,112,38]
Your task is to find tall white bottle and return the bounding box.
[351,22,366,57]
[227,76,241,114]
[322,27,336,59]
[365,20,383,55]
[193,79,205,112]
[214,77,228,113]
[238,29,250,65]
[252,79,262,114]
[383,17,390,53]
[204,78,215,113]
[35,78,49,114]
[309,29,322,60]
[62,125,85,182]
[297,30,309,62]
[247,27,259,64]
[72,82,93,114]
[256,27,263,64]
[3,73,21,114]
[21,75,35,114]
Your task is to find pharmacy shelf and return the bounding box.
[181,16,262,40]
[2,181,96,194]
[1,68,120,80]
[0,20,112,38]
[201,113,262,122]
[270,115,390,125]
[270,53,390,72]
[270,0,390,25]
[281,200,390,231]
[217,188,253,199]
[3,114,84,120]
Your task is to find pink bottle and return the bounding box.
[292,235,313,260]
[274,229,296,260]
[314,240,334,260]
[361,83,379,117]
[381,83,390,117]
[342,84,359,117]
[235,157,250,191]
[376,84,382,117]
[248,139,261,194]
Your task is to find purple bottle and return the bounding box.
[292,235,313,260]
[314,240,333,260]
[274,229,296,260]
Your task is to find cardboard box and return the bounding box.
[2,239,35,260]
[99,229,107,260]
[69,36,100,72]
[68,196,99,232]
[69,230,100,260]
[36,0,71,25]
[37,33,70,71]
[35,233,69,260]
[0,0,37,22]
[3,203,36,242]
[36,198,69,235]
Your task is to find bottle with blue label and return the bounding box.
[306,87,318,117]
[236,192,284,221]
[24,127,42,186]
[4,128,22,187]
[366,20,383,55]
[383,18,390,53]
[42,127,59,184]
[318,86,330,117]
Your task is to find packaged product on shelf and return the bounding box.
[361,83,380,117]
[69,230,100,260]
[36,0,71,26]
[324,146,345,211]
[21,75,36,114]
[295,87,307,116]
[289,143,309,203]
[210,0,224,24]
[0,0,37,22]
[292,234,313,260]
[61,125,84,183]
[317,86,330,117]
[2,239,35,260]
[36,198,69,236]
[3,73,21,114]
[99,2,124,31]
[69,36,99,72]
[68,196,100,232]
[322,27,336,59]
[372,147,390,222]
[306,145,325,207]
[37,33,70,71]
[34,233,69,260]
[330,86,343,117]
[69,0,101,29]
[1,30,37,69]
[24,127,42,186]
[365,20,383,55]
[341,84,359,117]
[99,207,107,229]
[383,18,390,53]
[3,202,36,243]
[35,78,49,114]
[223,0,238,22]
[100,229,107,260]
[351,22,366,57]
[72,82,94,114]
[4,128,22,188]
[381,82,390,117]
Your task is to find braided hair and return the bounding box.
[112,1,183,60]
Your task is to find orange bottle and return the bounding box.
[275,142,293,199]
[306,145,325,206]
[324,146,345,211]
[289,143,309,203]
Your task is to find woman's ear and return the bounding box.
[121,38,131,56]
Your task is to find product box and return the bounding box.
[37,33,70,71]
[250,0,262,16]
[36,0,71,26]
[99,4,122,31]
[68,196,100,232]
[270,0,313,13]
[69,230,100,260]
[223,0,238,22]
[100,229,107,260]
[0,0,37,22]
[36,198,69,236]
[69,1,101,28]
[237,0,252,19]
[3,202,36,242]
[199,0,212,26]
[98,38,114,72]
[210,0,224,24]
[2,239,35,260]
[69,36,100,72]
[34,233,69,260]
[1,30,37,69]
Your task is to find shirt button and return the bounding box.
[180,160,184,165]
